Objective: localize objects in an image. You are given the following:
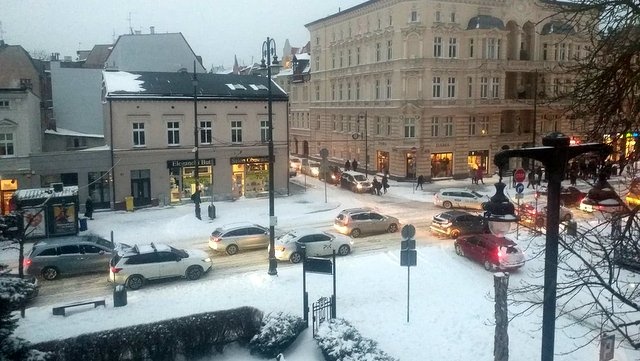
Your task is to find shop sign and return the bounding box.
[166,159,215,168]
[230,156,270,164]
[435,143,451,148]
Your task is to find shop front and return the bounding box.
[167,159,214,203]
[0,179,18,215]
[230,156,270,198]
[431,152,453,178]
[467,150,489,173]
[377,151,389,173]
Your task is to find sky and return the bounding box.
[5,174,638,360]
[1,0,363,69]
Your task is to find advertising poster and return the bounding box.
[22,207,47,238]
[53,203,76,234]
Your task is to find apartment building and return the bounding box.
[288,0,590,180]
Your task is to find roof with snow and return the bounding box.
[45,127,104,138]
[103,71,288,101]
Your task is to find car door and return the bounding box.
[462,235,482,262]
[125,253,160,280]
[226,228,248,248]
[369,212,387,233]
[315,233,335,256]
[449,192,464,208]
[156,251,182,278]
[340,174,349,189]
[79,243,112,273]
[246,226,268,249]
[352,212,371,234]
[296,235,318,256]
[56,244,83,275]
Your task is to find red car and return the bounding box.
[454,234,525,271]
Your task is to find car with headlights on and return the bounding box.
[209,223,269,255]
[109,243,212,290]
[321,165,342,185]
[454,234,525,271]
[273,229,354,263]
[301,160,321,177]
[334,207,399,238]
[340,171,373,193]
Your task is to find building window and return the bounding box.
[450,12,456,22]
[356,47,361,64]
[331,84,336,100]
[435,11,441,22]
[200,120,212,144]
[404,118,416,138]
[467,77,473,98]
[447,77,456,98]
[389,15,393,26]
[315,56,320,71]
[375,116,382,135]
[339,50,344,67]
[444,116,453,136]
[376,43,381,62]
[339,83,344,100]
[386,117,392,135]
[375,79,381,99]
[487,38,501,59]
[347,82,352,100]
[560,43,566,60]
[430,117,439,137]
[316,115,321,130]
[167,121,180,146]
[315,85,320,100]
[348,49,352,66]
[340,116,345,132]
[387,40,393,60]
[332,115,337,131]
[0,100,9,109]
[132,122,145,147]
[448,38,457,58]
[469,39,474,58]
[433,37,442,57]
[386,79,392,98]
[411,10,418,22]
[491,77,500,98]
[543,43,548,61]
[332,53,336,68]
[0,133,14,156]
[432,77,441,98]
[480,77,489,98]
[480,116,489,135]
[356,82,361,100]
[260,119,269,142]
[231,120,242,143]
[468,116,477,135]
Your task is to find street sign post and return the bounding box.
[400,224,417,323]
[515,183,524,194]
[514,168,526,183]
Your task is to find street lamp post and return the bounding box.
[483,133,611,361]
[358,112,368,176]
[192,60,201,220]
[261,37,279,276]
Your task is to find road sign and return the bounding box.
[514,168,526,183]
[401,239,416,250]
[305,257,333,275]
[401,224,416,240]
[515,183,524,194]
[515,193,524,199]
[400,249,417,266]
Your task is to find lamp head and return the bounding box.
[482,181,518,237]
[272,54,279,65]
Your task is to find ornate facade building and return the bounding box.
[287,0,590,179]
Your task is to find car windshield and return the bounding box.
[353,175,367,181]
[171,246,189,258]
[471,191,484,197]
[211,229,223,237]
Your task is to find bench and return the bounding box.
[52,299,106,316]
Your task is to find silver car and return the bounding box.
[334,207,399,238]
[433,188,490,210]
[209,223,269,255]
[273,228,354,263]
[24,235,122,280]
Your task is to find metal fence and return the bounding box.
[312,296,334,337]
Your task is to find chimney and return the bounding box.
[150,26,155,34]
[134,30,141,35]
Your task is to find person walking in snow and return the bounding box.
[344,159,351,171]
[352,159,358,172]
[416,175,425,190]
[381,174,389,194]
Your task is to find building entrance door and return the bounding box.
[130,169,151,206]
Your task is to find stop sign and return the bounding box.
[514,168,526,183]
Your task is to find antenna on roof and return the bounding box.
[127,12,134,34]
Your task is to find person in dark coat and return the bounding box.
[84,196,94,220]
[416,175,425,190]
[527,170,536,188]
[191,188,202,220]
[344,160,351,171]
[381,174,389,193]
[535,166,543,185]
[371,177,381,195]
[352,159,358,172]
[475,167,484,184]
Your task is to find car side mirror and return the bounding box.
[176,257,182,262]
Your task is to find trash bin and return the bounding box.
[78,217,88,232]
[113,285,127,307]
[208,204,216,219]
[125,196,134,212]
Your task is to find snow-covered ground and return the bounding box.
[9,174,639,360]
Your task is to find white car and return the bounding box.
[273,229,354,263]
[109,243,213,290]
[433,188,490,210]
[290,156,302,172]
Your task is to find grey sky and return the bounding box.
[2,0,363,69]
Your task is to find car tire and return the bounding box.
[186,266,204,280]
[350,228,361,238]
[387,224,398,233]
[450,229,461,239]
[41,266,59,280]
[289,252,302,264]
[443,201,453,209]
[127,275,145,290]
[483,260,494,271]
[454,244,464,256]
[338,245,351,256]
[226,244,239,255]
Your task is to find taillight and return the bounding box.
[23,258,32,267]
[110,266,122,273]
[211,236,221,243]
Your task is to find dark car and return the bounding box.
[537,186,586,207]
[340,171,373,193]
[429,210,488,239]
[454,234,525,271]
[321,165,342,185]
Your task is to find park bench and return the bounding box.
[52,299,106,316]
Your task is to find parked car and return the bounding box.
[334,207,399,238]
[209,223,269,255]
[517,202,573,227]
[301,160,321,177]
[289,166,297,178]
[272,229,354,263]
[321,165,342,185]
[24,235,126,280]
[430,210,489,239]
[536,186,586,207]
[454,234,525,271]
[290,156,302,172]
[433,188,490,210]
[0,268,39,309]
[340,171,373,193]
[109,243,212,290]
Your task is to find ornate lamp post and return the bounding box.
[358,112,368,176]
[261,37,279,276]
[483,132,611,361]
[192,61,201,220]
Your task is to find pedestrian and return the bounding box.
[469,168,477,184]
[344,159,351,171]
[569,169,577,186]
[527,170,535,188]
[476,167,484,184]
[84,196,94,220]
[372,177,381,195]
[191,187,202,220]
[535,166,543,185]
[381,174,389,194]
[416,175,425,190]
[352,159,358,172]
